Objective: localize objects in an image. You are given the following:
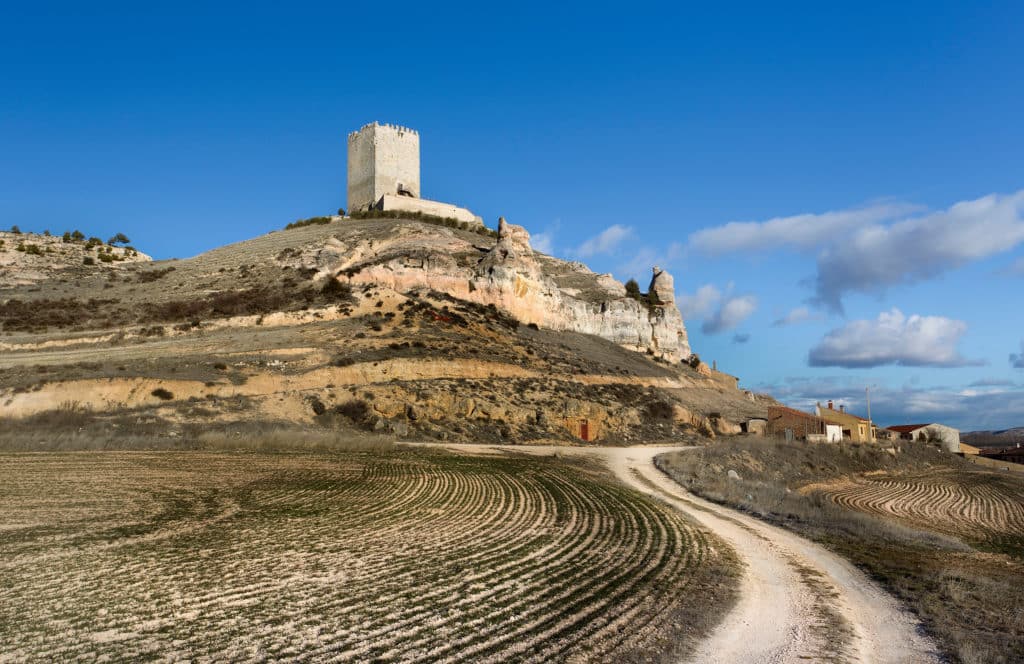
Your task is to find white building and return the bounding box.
[887,423,961,453]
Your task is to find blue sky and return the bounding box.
[3,1,1023,430]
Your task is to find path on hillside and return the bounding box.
[423,443,940,663]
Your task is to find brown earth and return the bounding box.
[0,218,772,446]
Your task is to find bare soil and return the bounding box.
[0,446,737,662]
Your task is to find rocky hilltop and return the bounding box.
[281,216,690,362]
[0,216,770,445]
[0,230,152,287]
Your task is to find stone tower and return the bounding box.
[347,122,420,213]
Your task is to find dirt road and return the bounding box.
[428,443,941,663]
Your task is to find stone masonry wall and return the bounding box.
[347,123,420,212]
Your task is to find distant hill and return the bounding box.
[0,230,151,287]
[962,427,1024,448]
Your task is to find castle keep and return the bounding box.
[347,122,481,226]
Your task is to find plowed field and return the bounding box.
[806,469,1024,555]
[0,449,729,662]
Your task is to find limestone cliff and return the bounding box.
[285,217,691,362]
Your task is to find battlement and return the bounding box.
[348,121,419,139]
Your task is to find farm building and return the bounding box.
[815,401,875,443]
[978,444,1024,464]
[887,423,961,453]
[766,406,826,441]
[876,428,901,442]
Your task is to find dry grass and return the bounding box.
[656,437,1024,664]
[0,447,733,662]
[0,404,395,455]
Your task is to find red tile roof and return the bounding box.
[768,405,824,420]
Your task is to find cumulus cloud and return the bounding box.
[808,308,982,368]
[812,190,1024,310]
[1012,341,1024,369]
[702,295,758,335]
[732,333,751,344]
[772,306,821,327]
[687,190,1024,312]
[677,284,721,319]
[575,224,633,258]
[689,201,919,255]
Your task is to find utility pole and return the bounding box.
[865,386,873,442]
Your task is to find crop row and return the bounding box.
[818,470,1024,547]
[0,450,711,661]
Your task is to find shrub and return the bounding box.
[10,225,21,234]
[71,230,85,241]
[645,400,675,421]
[687,353,702,369]
[62,231,72,242]
[284,216,333,230]
[625,278,641,298]
[84,237,104,249]
[320,279,353,301]
[137,267,176,283]
[108,232,130,245]
[151,388,174,400]
[82,256,95,266]
[336,399,370,423]
[337,207,346,216]
[97,252,115,263]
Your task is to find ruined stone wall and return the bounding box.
[379,194,482,226]
[347,123,420,212]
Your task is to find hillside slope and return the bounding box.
[0,216,771,445]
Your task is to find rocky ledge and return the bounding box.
[282,217,692,362]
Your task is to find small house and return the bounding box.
[886,423,961,453]
[815,401,875,443]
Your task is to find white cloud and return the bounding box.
[686,189,1024,312]
[617,242,685,280]
[758,376,1024,431]
[808,308,981,368]
[702,295,758,335]
[1012,341,1024,369]
[772,306,821,327]
[812,190,1024,310]
[575,224,633,258]
[688,202,920,255]
[677,284,721,319]
[532,230,555,255]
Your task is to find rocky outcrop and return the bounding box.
[286,217,692,362]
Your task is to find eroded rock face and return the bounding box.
[288,218,692,362]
